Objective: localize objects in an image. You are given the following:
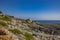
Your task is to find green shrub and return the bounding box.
[3,15,11,21]
[9,29,23,34]
[24,32,33,40]
[0,15,11,21]
[0,21,7,26]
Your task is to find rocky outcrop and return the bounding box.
[0,12,60,40]
[0,27,19,40]
[26,19,32,23]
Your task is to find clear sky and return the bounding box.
[0,0,60,20]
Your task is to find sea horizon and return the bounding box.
[33,20,60,24]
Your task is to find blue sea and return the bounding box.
[34,20,60,24]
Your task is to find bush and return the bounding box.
[0,15,11,21]
[9,29,23,34]
[0,21,7,26]
[24,32,33,40]
[3,15,11,21]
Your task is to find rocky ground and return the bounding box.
[0,11,60,40]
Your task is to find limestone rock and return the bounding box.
[0,27,19,40]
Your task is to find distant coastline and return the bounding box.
[33,20,60,24]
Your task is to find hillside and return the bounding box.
[0,12,60,40]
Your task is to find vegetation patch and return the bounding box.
[24,32,34,40]
[0,21,7,26]
[9,29,23,34]
[0,15,11,21]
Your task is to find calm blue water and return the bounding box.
[34,20,60,24]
